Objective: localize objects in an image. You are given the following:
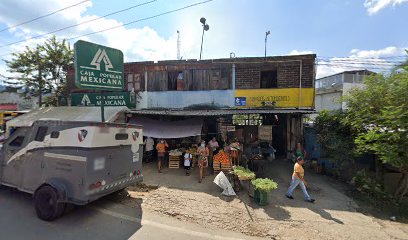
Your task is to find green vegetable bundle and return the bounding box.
[251,178,278,192]
[233,166,256,179]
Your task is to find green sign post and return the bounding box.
[71,92,135,108]
[74,40,125,122]
[74,40,124,90]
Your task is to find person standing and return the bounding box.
[295,142,307,160]
[144,137,154,163]
[156,139,168,173]
[197,141,209,183]
[286,157,315,202]
[183,151,192,175]
[208,137,219,168]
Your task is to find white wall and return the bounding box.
[135,90,235,110]
[315,92,342,111]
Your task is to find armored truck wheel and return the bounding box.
[34,185,66,221]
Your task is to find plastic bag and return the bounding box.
[213,171,236,196]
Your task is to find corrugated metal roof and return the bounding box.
[127,108,315,116]
[7,106,127,128]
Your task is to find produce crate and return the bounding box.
[221,162,232,173]
[213,162,221,175]
[169,156,180,169]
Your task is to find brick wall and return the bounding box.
[234,56,315,89]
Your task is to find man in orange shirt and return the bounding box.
[286,157,315,203]
[156,139,168,173]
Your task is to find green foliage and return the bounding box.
[4,35,73,106]
[233,166,256,179]
[352,169,387,199]
[344,71,408,172]
[251,178,278,192]
[314,110,356,171]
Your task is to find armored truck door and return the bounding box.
[1,128,30,187]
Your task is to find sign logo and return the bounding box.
[81,94,92,106]
[78,129,88,142]
[235,97,246,106]
[87,49,119,73]
[132,131,139,141]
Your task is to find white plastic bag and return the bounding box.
[213,171,236,196]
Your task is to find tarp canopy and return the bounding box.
[129,116,203,139]
[6,106,127,128]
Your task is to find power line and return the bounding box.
[66,0,213,41]
[0,0,212,59]
[0,0,157,48]
[0,0,90,33]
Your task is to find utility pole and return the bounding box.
[199,17,209,60]
[265,30,270,58]
[177,30,181,60]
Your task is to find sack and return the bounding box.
[213,172,236,196]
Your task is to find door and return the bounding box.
[1,128,30,187]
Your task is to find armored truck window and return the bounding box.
[115,133,128,140]
[35,126,48,141]
[50,131,60,139]
[9,136,25,147]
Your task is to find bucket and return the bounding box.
[254,189,269,205]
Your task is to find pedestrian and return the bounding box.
[208,137,219,168]
[144,137,154,163]
[197,140,209,183]
[184,150,192,175]
[295,142,307,160]
[156,139,168,173]
[286,157,315,203]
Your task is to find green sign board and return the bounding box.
[71,92,135,108]
[74,40,124,90]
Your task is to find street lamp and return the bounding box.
[199,17,209,60]
[265,30,270,58]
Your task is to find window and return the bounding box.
[50,131,60,139]
[115,133,128,140]
[35,126,48,142]
[127,74,142,92]
[260,70,277,88]
[9,136,25,147]
[232,114,263,126]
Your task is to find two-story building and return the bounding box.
[120,54,316,159]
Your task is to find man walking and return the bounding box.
[286,157,315,203]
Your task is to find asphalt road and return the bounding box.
[0,185,262,240]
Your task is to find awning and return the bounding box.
[127,108,315,116]
[128,116,203,139]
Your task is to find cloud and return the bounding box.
[364,0,408,15]
[0,0,203,76]
[316,46,406,78]
[288,50,314,55]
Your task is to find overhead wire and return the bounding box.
[0,0,90,33]
[0,0,157,48]
[0,0,212,59]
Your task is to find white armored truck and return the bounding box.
[0,107,143,221]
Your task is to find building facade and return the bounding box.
[68,54,316,159]
[315,70,373,111]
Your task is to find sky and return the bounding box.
[0,0,407,80]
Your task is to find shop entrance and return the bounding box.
[272,114,287,157]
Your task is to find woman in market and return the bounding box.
[156,139,169,173]
[197,140,209,183]
[294,142,307,161]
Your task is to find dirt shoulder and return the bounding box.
[119,160,408,240]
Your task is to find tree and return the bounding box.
[314,110,356,176]
[4,36,73,106]
[344,71,408,201]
